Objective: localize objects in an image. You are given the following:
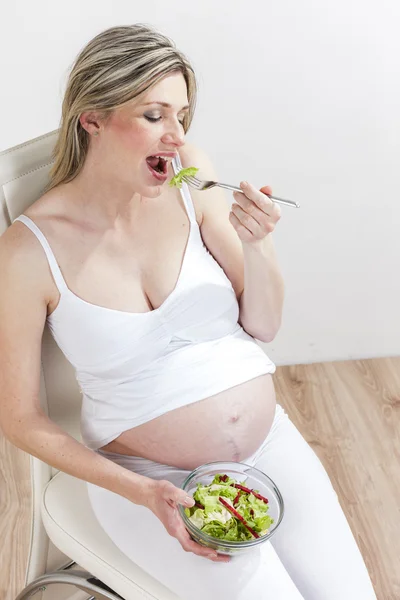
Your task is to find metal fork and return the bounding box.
[182,175,300,208]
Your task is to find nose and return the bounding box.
[161,118,185,147]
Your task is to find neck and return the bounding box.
[65,151,148,229]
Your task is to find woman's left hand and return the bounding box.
[229,181,281,244]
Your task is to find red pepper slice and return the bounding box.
[233,492,241,506]
[220,474,229,482]
[195,501,204,509]
[219,497,259,539]
[232,483,269,504]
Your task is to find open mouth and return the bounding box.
[146,155,168,177]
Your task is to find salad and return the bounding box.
[184,473,274,542]
[169,166,199,189]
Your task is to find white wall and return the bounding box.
[1,0,399,365]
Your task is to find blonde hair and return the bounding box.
[46,24,197,193]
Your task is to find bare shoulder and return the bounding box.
[1,216,42,265]
[24,185,68,221]
[179,141,220,185]
[0,209,56,308]
[178,142,225,222]
[3,185,70,261]
[179,141,215,169]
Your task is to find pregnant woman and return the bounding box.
[0,24,376,599]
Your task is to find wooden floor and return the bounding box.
[1,357,399,600]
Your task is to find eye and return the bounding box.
[144,115,185,126]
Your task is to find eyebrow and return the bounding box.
[141,101,190,111]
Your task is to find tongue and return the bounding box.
[146,156,160,168]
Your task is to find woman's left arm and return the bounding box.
[179,144,284,343]
[231,181,284,343]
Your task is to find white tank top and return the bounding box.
[14,155,275,450]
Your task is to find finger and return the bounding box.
[260,184,273,196]
[234,190,273,218]
[235,189,281,226]
[231,203,265,237]
[160,480,194,508]
[176,526,230,562]
[233,192,273,228]
[259,185,281,220]
[239,181,276,215]
[229,210,254,243]
[233,190,267,218]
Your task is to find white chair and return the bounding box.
[0,131,179,600]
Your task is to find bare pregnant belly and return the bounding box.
[99,374,276,470]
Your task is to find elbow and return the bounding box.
[0,423,20,448]
[255,329,278,343]
[0,412,39,450]
[241,321,281,343]
[0,414,14,442]
[256,332,277,343]
[1,420,23,446]
[239,307,282,343]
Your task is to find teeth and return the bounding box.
[154,155,173,162]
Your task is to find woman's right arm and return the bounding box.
[0,224,153,505]
[0,225,226,562]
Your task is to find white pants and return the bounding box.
[87,405,376,600]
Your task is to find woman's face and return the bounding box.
[93,71,189,198]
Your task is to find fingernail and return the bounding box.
[240,181,248,188]
[185,497,194,506]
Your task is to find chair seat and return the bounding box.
[41,471,179,600]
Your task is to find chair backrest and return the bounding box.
[0,131,83,584]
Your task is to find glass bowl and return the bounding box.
[178,461,284,556]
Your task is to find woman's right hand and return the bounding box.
[145,479,230,563]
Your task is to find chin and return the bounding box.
[146,183,165,197]
[134,181,164,198]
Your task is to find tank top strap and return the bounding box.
[14,215,68,294]
[172,153,197,224]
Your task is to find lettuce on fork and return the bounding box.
[169,166,199,189]
[184,473,274,542]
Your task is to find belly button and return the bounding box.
[229,413,240,424]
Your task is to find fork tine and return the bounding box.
[189,174,202,183]
[183,175,201,188]
[182,174,198,183]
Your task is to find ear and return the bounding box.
[79,111,103,136]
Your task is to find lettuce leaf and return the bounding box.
[169,166,199,189]
[185,473,274,542]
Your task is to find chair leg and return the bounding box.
[15,568,124,600]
